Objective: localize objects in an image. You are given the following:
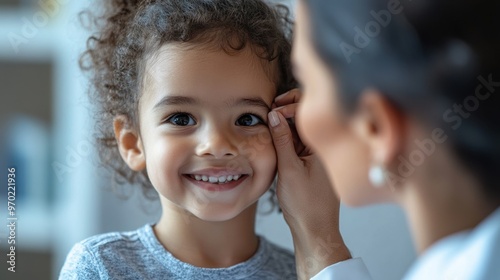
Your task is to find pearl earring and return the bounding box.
[369,164,385,188]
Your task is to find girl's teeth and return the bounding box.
[209,176,218,183]
[190,174,243,183]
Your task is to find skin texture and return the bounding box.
[114,44,278,268]
[268,1,500,278]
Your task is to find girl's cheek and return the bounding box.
[254,129,275,153]
[237,129,274,159]
[241,130,276,176]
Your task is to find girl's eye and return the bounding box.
[236,114,264,126]
[166,113,196,126]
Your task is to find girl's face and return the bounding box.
[292,2,386,206]
[138,44,277,221]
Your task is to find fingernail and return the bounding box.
[269,111,280,127]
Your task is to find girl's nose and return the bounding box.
[195,126,238,159]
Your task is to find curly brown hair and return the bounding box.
[81,0,295,199]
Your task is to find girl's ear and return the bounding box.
[351,89,405,166]
[113,115,146,171]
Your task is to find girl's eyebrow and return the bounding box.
[232,97,271,111]
[153,96,197,111]
[153,96,271,111]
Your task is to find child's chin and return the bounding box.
[190,206,247,222]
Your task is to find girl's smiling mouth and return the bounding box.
[188,174,243,183]
[183,170,249,192]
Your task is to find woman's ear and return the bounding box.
[113,115,146,171]
[351,89,406,165]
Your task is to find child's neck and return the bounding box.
[153,201,259,268]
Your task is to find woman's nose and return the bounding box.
[195,125,238,159]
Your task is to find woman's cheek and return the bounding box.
[297,92,322,149]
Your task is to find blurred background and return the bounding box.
[0,0,416,279]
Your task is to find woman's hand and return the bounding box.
[268,89,352,279]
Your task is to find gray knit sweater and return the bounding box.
[59,224,297,279]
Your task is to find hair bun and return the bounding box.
[403,0,472,45]
[429,39,479,96]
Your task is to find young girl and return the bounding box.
[59,0,297,279]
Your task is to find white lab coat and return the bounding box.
[312,207,500,280]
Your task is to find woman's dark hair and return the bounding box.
[304,0,500,199]
[81,0,295,199]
